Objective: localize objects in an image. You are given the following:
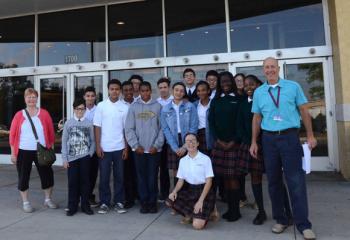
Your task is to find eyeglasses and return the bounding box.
[74,107,86,111]
[185,140,197,144]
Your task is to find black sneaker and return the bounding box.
[124,201,135,209]
[253,211,267,225]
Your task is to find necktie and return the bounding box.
[188,89,192,96]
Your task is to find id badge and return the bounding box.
[273,114,283,121]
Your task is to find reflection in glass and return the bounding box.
[110,68,164,99]
[167,64,228,83]
[286,63,327,156]
[229,0,325,51]
[0,76,34,153]
[39,7,105,66]
[74,75,103,104]
[0,16,35,68]
[109,1,163,60]
[165,0,227,56]
[236,66,266,83]
[40,77,66,153]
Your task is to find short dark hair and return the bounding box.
[215,71,237,98]
[183,68,196,78]
[128,74,144,82]
[84,86,96,95]
[245,74,263,86]
[205,70,219,79]
[157,77,171,86]
[73,98,86,109]
[140,81,152,90]
[108,79,122,89]
[121,81,133,89]
[195,80,211,96]
[172,82,188,98]
[184,132,199,142]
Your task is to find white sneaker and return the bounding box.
[23,202,34,213]
[114,202,127,214]
[44,199,58,209]
[98,204,109,214]
[303,229,316,240]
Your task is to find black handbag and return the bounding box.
[24,109,56,166]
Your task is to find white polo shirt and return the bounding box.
[197,100,209,129]
[157,95,174,107]
[93,98,128,152]
[84,105,96,123]
[177,151,214,185]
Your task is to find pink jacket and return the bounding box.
[9,108,55,156]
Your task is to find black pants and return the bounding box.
[159,144,170,199]
[16,149,54,191]
[124,149,137,203]
[88,153,99,200]
[67,155,90,211]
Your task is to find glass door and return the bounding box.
[35,74,69,153]
[230,58,337,171]
[68,71,107,118]
[281,58,337,171]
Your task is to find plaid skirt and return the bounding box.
[198,128,210,156]
[211,141,240,178]
[167,134,183,170]
[166,182,216,220]
[236,143,264,175]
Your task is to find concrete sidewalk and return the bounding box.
[0,164,349,240]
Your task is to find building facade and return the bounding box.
[0,0,349,179]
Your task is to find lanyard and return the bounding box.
[268,86,280,108]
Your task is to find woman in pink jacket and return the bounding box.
[9,88,58,213]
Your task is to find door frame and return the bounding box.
[34,71,108,165]
[230,58,338,171]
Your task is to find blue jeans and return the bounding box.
[99,150,124,206]
[262,130,311,232]
[133,152,160,204]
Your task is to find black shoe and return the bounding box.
[140,204,149,214]
[82,207,94,215]
[66,209,77,216]
[124,201,135,209]
[226,212,241,222]
[148,203,158,214]
[89,199,99,208]
[222,210,231,220]
[253,211,267,225]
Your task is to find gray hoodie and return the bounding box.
[125,98,164,152]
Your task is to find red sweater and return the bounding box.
[9,109,55,156]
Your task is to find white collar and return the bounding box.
[199,99,210,107]
[172,100,183,107]
[74,115,85,122]
[108,98,119,104]
[86,105,96,111]
[248,96,253,103]
[186,85,196,92]
[158,95,173,101]
[122,98,134,105]
[220,93,235,97]
[269,83,279,88]
[187,151,199,160]
[140,98,152,104]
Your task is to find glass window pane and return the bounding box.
[74,75,103,104]
[39,7,105,66]
[0,76,34,153]
[236,66,267,83]
[40,77,67,153]
[110,68,164,99]
[109,1,163,60]
[0,16,34,68]
[167,64,228,83]
[286,63,327,156]
[165,0,227,56]
[229,0,325,51]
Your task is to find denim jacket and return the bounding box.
[160,101,198,152]
[193,100,214,150]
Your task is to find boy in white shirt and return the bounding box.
[93,79,129,214]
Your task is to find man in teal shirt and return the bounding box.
[250,57,317,240]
